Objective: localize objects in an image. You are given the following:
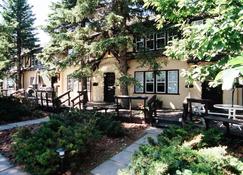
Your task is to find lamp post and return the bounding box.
[56,148,65,174]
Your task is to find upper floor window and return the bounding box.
[146,34,155,51]
[136,37,145,52]
[67,75,75,91]
[167,27,178,43]
[156,32,166,50]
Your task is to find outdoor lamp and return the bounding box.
[56,148,65,158]
[56,148,65,174]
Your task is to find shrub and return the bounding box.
[0,96,32,122]
[12,109,124,175]
[120,126,242,175]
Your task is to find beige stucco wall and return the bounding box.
[57,66,81,99]
[56,54,242,109]
[22,70,51,90]
[127,57,202,109]
[223,89,242,105]
[91,53,122,101]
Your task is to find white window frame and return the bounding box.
[145,72,154,93]
[134,72,144,93]
[156,32,166,50]
[167,70,178,94]
[145,34,155,51]
[135,37,145,52]
[67,75,75,91]
[156,71,166,93]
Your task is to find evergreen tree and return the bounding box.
[1,0,39,89]
[39,0,156,104]
[0,24,12,79]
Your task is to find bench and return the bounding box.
[203,115,243,134]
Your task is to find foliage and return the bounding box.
[38,0,156,96]
[144,0,243,86]
[0,96,33,122]
[0,25,12,78]
[0,0,39,88]
[12,109,124,175]
[120,126,243,175]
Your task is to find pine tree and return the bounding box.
[1,0,39,89]
[39,0,156,104]
[0,24,12,79]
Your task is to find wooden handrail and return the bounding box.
[55,90,71,106]
[57,90,71,99]
[71,91,84,109]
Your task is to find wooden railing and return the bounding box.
[10,89,26,97]
[35,90,55,108]
[55,90,71,107]
[0,89,8,96]
[71,91,84,109]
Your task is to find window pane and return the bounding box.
[136,37,144,51]
[156,32,166,49]
[145,72,154,93]
[135,72,144,93]
[147,40,154,50]
[168,71,178,93]
[146,34,154,50]
[156,71,166,93]
[157,83,165,92]
[146,83,154,92]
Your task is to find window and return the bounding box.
[67,75,75,91]
[134,70,179,94]
[191,19,204,26]
[156,71,166,93]
[146,34,155,50]
[156,32,166,49]
[30,77,35,85]
[167,27,178,43]
[136,37,144,52]
[168,70,178,94]
[134,72,144,93]
[145,72,154,93]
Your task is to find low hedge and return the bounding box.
[0,96,42,122]
[12,109,124,175]
[119,126,243,175]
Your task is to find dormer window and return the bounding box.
[156,31,166,50]
[146,34,155,51]
[136,37,145,52]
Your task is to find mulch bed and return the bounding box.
[0,123,148,175]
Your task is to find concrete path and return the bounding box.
[91,127,162,175]
[0,117,49,175]
[0,117,49,131]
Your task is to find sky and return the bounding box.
[0,0,59,46]
[28,0,58,46]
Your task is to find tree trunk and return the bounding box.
[16,31,22,90]
[118,55,129,107]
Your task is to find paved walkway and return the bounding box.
[91,127,162,175]
[0,117,49,131]
[0,117,49,175]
